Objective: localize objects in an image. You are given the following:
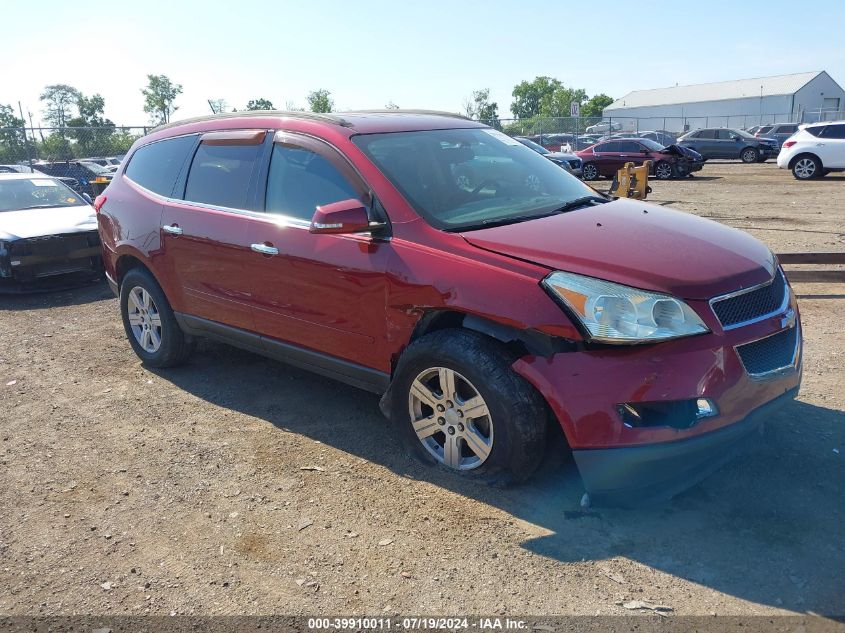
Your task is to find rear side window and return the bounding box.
[125,135,196,197]
[184,142,263,209]
[265,143,359,220]
[697,130,717,139]
[806,126,825,138]
[820,124,845,139]
[596,142,618,152]
[778,125,798,134]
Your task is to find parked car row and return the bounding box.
[576,138,703,180]
[676,128,779,163]
[0,157,122,197]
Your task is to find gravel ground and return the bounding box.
[1,161,843,618]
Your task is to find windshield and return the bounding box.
[516,137,550,154]
[638,138,665,151]
[352,128,598,231]
[0,178,84,211]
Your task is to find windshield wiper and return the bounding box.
[14,204,65,210]
[549,195,608,214]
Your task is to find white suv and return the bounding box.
[777,121,845,179]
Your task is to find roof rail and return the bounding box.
[148,108,473,134]
[149,110,353,134]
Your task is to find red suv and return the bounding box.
[96,111,801,504]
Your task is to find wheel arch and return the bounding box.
[788,152,823,169]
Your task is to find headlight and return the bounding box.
[543,271,709,343]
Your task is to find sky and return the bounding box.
[2,0,845,127]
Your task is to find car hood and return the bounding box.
[460,198,775,299]
[0,205,97,240]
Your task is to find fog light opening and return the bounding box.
[617,398,719,429]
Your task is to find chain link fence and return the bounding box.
[484,108,845,139]
[0,126,150,168]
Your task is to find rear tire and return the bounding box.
[740,147,759,163]
[582,162,599,180]
[791,155,822,180]
[389,329,548,486]
[120,267,194,367]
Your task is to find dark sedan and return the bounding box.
[576,138,704,180]
[677,128,779,162]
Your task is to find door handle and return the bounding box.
[251,243,279,256]
[162,224,183,235]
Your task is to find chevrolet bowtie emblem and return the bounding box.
[780,308,796,330]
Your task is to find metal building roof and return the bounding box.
[605,71,826,110]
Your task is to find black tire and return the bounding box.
[654,160,674,180]
[582,162,599,180]
[388,328,548,486]
[740,147,759,163]
[120,267,194,367]
[791,154,822,180]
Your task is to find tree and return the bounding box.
[247,98,275,111]
[40,84,81,128]
[306,89,333,113]
[0,104,27,163]
[538,86,588,119]
[67,93,116,156]
[510,76,561,119]
[285,100,305,112]
[385,101,400,110]
[463,89,500,127]
[142,74,183,125]
[582,93,614,118]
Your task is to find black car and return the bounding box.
[677,128,779,163]
[30,160,113,196]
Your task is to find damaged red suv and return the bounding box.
[96,111,801,504]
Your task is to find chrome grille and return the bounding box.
[711,269,787,329]
[735,326,799,378]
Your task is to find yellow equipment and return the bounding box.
[608,160,652,200]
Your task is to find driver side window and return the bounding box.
[265,143,360,220]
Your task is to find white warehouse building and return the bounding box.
[602,71,845,133]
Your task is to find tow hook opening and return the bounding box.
[617,398,718,429]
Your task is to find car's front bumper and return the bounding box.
[572,386,798,505]
[512,290,802,504]
[0,231,102,286]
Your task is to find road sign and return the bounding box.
[570,102,580,117]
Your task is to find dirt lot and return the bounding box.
[1,162,844,619]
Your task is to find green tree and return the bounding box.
[582,93,614,118]
[40,84,81,128]
[67,94,116,157]
[247,98,275,110]
[0,104,28,163]
[510,76,561,119]
[385,101,400,110]
[463,88,500,127]
[538,86,588,119]
[142,74,183,125]
[306,89,334,113]
[208,98,228,114]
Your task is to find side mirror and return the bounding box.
[731,135,741,141]
[309,198,381,235]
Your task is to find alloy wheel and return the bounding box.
[741,148,757,163]
[127,286,163,353]
[794,158,816,179]
[655,162,673,179]
[408,367,493,470]
[583,163,598,180]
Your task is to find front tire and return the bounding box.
[389,329,548,486]
[791,155,822,180]
[582,162,599,180]
[741,147,759,163]
[120,267,193,367]
[654,160,674,179]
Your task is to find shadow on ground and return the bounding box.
[151,340,845,616]
[0,278,111,311]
